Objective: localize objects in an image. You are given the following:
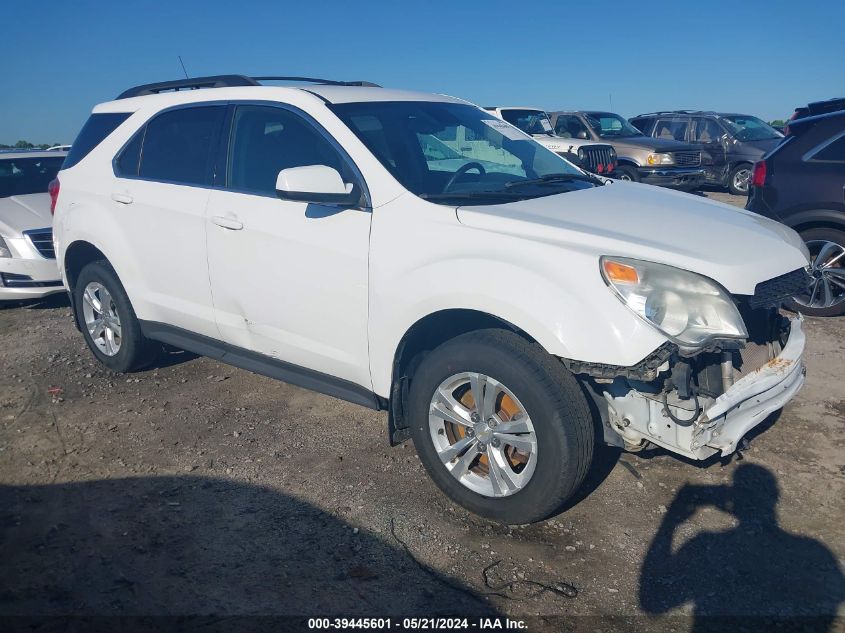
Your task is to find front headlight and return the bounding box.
[646,153,675,166]
[600,256,747,348]
[0,236,11,258]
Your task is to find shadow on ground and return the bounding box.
[640,463,845,632]
[0,476,498,617]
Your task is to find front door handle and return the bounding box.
[111,193,133,205]
[211,216,244,230]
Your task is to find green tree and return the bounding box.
[769,119,786,127]
[14,140,34,149]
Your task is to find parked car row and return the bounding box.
[35,74,822,524]
[0,151,67,301]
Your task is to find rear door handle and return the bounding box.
[211,216,243,230]
[111,193,133,205]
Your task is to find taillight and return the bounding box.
[48,178,60,215]
[751,161,767,188]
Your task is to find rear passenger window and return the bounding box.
[139,106,225,186]
[810,134,845,162]
[227,105,346,196]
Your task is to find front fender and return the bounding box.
[367,198,665,397]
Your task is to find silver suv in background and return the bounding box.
[548,111,705,190]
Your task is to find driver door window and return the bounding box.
[226,105,347,195]
[693,119,723,143]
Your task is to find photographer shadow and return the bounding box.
[639,463,844,632]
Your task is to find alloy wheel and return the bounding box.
[732,168,751,194]
[428,372,538,498]
[82,282,122,356]
[793,240,845,310]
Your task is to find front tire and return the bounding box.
[785,227,845,317]
[616,165,639,182]
[728,163,752,195]
[73,261,158,372]
[408,330,594,524]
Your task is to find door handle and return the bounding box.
[111,193,133,205]
[211,216,244,230]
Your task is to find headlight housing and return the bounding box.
[646,152,675,166]
[0,236,11,259]
[600,257,747,349]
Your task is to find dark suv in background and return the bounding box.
[747,98,845,317]
[548,111,704,190]
[630,111,784,195]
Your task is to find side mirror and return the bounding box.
[576,130,588,140]
[275,165,358,206]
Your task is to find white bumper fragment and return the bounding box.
[699,315,806,456]
[603,316,806,460]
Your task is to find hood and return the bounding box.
[0,193,53,238]
[456,182,808,295]
[611,135,695,153]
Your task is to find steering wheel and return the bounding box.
[444,162,486,191]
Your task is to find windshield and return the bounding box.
[584,112,644,139]
[721,115,783,141]
[0,156,64,198]
[499,109,555,136]
[331,102,595,205]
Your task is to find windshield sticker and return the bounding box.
[539,118,553,132]
[481,119,529,141]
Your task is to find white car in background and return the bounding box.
[485,106,617,176]
[0,151,65,301]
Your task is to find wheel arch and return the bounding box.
[64,240,110,293]
[784,206,845,234]
[385,308,541,445]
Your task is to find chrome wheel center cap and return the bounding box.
[474,424,493,443]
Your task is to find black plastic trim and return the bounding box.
[139,321,382,410]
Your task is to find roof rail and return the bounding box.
[116,74,381,100]
[634,110,703,117]
[253,76,381,87]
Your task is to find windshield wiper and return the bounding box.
[419,191,526,201]
[504,173,601,189]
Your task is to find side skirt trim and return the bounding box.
[139,320,382,411]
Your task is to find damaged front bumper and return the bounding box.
[602,316,806,460]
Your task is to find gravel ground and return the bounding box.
[1,192,843,631]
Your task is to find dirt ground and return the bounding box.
[1,193,843,631]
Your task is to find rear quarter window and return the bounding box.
[64,113,132,169]
[808,133,845,163]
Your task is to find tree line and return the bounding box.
[0,140,64,150]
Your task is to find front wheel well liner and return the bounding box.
[387,309,540,445]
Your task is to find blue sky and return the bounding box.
[4,0,843,144]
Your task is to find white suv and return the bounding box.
[53,75,810,524]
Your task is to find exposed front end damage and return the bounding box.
[571,307,806,460]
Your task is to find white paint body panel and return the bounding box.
[205,190,372,387]
[55,86,809,408]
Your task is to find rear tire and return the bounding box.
[728,163,752,196]
[73,261,158,372]
[408,329,594,524]
[785,227,845,317]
